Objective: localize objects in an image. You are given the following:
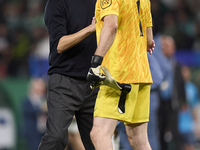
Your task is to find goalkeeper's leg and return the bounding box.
[90,117,118,150]
[125,122,151,150]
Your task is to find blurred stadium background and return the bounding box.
[0,0,200,150]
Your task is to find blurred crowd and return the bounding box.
[0,0,200,150]
[0,0,48,78]
[152,0,200,51]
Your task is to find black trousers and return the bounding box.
[158,100,182,150]
[38,73,98,150]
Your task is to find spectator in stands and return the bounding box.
[22,78,47,150]
[178,65,200,150]
[28,26,49,78]
[158,35,186,150]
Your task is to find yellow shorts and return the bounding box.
[94,83,151,124]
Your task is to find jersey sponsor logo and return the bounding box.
[100,0,112,9]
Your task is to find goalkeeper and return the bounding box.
[87,0,155,150]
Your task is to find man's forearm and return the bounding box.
[57,25,95,53]
[147,27,153,47]
[95,15,118,57]
[95,26,117,57]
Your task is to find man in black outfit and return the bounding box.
[37,0,97,149]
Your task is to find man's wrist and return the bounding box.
[91,55,103,68]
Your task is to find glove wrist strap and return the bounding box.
[91,55,103,68]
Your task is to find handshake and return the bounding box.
[86,55,122,90]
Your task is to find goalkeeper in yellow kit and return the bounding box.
[87,0,155,149]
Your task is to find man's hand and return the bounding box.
[86,55,105,89]
[147,40,155,55]
[89,17,96,33]
[87,66,105,89]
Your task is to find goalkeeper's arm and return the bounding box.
[86,14,118,88]
[94,14,118,57]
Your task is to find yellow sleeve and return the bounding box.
[99,0,119,20]
[146,0,153,27]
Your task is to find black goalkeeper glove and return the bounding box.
[86,55,105,89]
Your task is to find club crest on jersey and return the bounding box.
[100,0,112,9]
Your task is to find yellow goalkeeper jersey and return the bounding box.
[95,0,153,84]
